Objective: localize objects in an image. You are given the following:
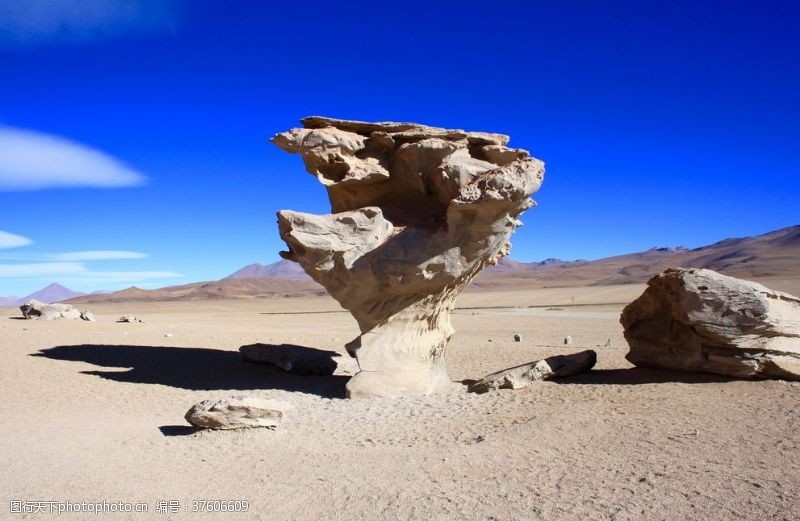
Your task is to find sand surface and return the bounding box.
[1,283,798,520]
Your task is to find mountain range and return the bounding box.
[2,225,797,306]
[474,224,800,289]
[0,283,88,307]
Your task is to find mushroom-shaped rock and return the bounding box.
[621,268,800,380]
[273,117,545,398]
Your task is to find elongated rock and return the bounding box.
[621,268,800,380]
[468,350,597,393]
[240,343,358,375]
[274,117,544,398]
[185,396,289,430]
[20,299,91,321]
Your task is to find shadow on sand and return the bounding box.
[552,367,736,385]
[32,344,349,398]
[461,367,736,389]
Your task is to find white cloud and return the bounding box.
[0,261,181,282]
[0,262,88,277]
[0,0,179,44]
[59,270,182,283]
[0,230,33,249]
[48,250,149,261]
[0,126,147,191]
[0,250,149,261]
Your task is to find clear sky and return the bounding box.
[1,0,798,296]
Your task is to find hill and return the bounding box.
[0,283,86,307]
[66,276,324,304]
[59,224,799,304]
[474,225,800,289]
[224,260,311,281]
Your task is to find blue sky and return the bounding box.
[1,0,798,296]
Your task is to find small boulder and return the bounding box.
[621,268,800,380]
[468,350,597,393]
[80,311,96,322]
[240,343,358,375]
[118,315,143,323]
[513,333,522,342]
[564,336,573,345]
[185,396,289,430]
[19,300,88,321]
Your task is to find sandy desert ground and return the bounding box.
[1,281,799,520]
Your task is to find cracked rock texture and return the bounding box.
[621,268,800,380]
[185,396,288,430]
[273,117,544,397]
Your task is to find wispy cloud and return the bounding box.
[59,271,182,283]
[0,126,147,191]
[0,0,180,45]
[0,261,181,282]
[0,250,149,261]
[49,250,148,261]
[0,230,33,249]
[0,262,88,277]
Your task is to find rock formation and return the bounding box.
[20,299,93,321]
[621,268,800,380]
[468,350,597,393]
[240,343,358,376]
[185,396,289,430]
[273,117,544,397]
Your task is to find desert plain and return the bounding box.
[1,279,798,520]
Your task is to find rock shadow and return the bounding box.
[552,367,737,385]
[32,344,348,398]
[158,425,198,437]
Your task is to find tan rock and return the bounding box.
[19,299,89,321]
[621,268,800,380]
[273,116,544,397]
[185,396,289,430]
[468,350,597,393]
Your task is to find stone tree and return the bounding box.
[273,117,544,398]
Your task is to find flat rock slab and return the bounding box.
[240,343,358,375]
[621,267,800,380]
[185,396,289,430]
[468,350,597,393]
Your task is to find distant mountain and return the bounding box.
[67,276,323,304]
[0,296,20,307]
[474,225,800,289]
[225,260,311,281]
[0,283,86,307]
[62,224,800,304]
[23,283,86,303]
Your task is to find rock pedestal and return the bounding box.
[273,117,544,397]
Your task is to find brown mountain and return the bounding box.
[224,260,312,281]
[66,276,324,304]
[64,225,798,303]
[474,225,800,289]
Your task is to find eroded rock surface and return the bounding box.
[20,299,92,321]
[274,116,544,397]
[185,396,289,430]
[468,350,597,393]
[621,268,800,380]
